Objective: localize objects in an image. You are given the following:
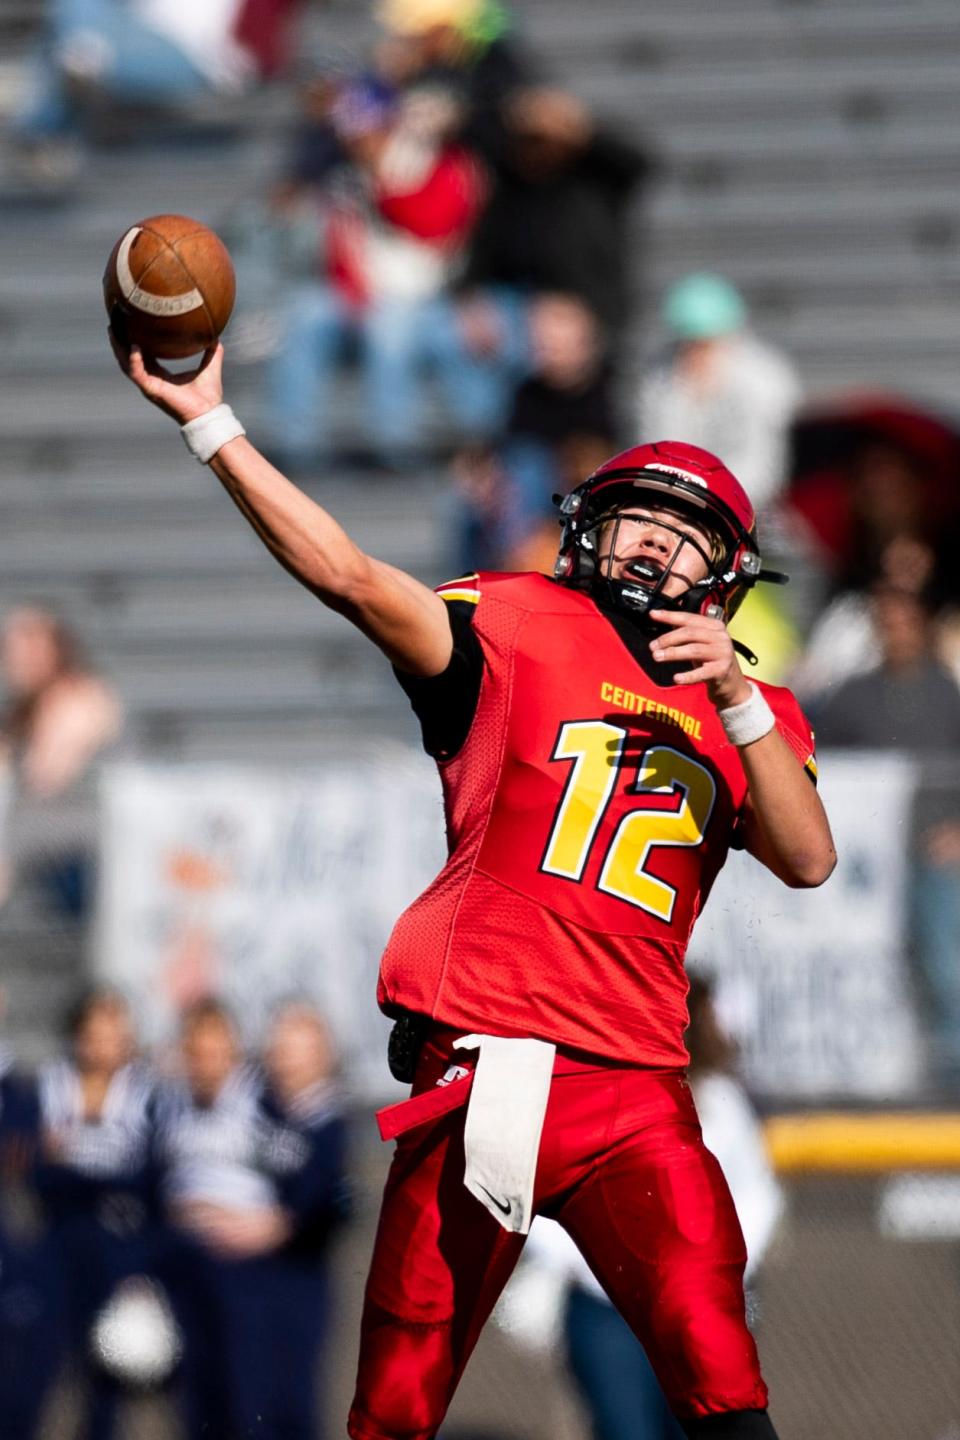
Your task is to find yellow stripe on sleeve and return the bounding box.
[438,589,480,605]
[436,574,481,604]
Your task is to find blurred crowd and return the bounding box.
[0,970,775,1440]
[0,986,350,1440]
[241,0,652,482]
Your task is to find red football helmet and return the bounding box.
[554,439,778,624]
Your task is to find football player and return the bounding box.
[112,336,836,1440]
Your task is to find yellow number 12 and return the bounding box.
[541,721,717,922]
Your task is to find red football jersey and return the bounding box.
[379,573,816,1067]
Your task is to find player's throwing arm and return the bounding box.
[110,332,455,680]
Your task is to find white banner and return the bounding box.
[96,749,446,1099]
[97,750,925,1102]
[691,751,925,1100]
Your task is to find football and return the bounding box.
[103,214,236,360]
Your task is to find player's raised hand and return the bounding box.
[648,609,752,709]
[109,328,224,425]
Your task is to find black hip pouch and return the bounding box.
[387,1011,431,1083]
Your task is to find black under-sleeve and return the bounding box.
[394,602,485,761]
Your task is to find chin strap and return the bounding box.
[594,580,763,669]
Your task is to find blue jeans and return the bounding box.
[501,435,564,545]
[911,858,960,1086]
[565,1285,686,1440]
[267,282,528,463]
[16,0,209,140]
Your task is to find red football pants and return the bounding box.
[348,1028,767,1440]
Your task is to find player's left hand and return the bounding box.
[648,609,752,709]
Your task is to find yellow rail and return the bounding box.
[764,1113,960,1172]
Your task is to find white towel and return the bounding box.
[453,1034,556,1234]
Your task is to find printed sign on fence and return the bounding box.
[692,751,925,1100]
[98,750,926,1101]
[96,749,446,1098]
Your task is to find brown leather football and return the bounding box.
[103,214,236,359]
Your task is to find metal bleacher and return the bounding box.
[1,0,960,767]
[0,0,421,764]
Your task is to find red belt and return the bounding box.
[375,1024,676,1143]
[376,1069,475,1142]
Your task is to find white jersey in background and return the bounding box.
[155,1065,277,1213]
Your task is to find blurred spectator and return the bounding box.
[812,586,960,1090]
[13,0,302,184]
[785,401,960,604]
[496,976,782,1440]
[832,440,934,597]
[454,86,651,420]
[461,87,650,334]
[450,292,617,572]
[375,0,539,163]
[790,533,940,703]
[811,584,960,751]
[155,998,349,1440]
[684,974,785,1276]
[638,273,801,516]
[28,988,157,1440]
[0,985,37,1198]
[223,71,357,364]
[260,1001,352,1440]
[0,607,123,919]
[265,74,490,470]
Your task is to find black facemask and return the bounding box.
[586,511,722,629]
[584,511,764,673]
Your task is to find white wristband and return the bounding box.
[180,404,245,464]
[718,682,775,746]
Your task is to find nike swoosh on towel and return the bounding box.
[479,1184,512,1216]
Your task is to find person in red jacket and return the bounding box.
[265,75,490,471]
[110,328,836,1440]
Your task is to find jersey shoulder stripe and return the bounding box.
[436,573,480,605]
